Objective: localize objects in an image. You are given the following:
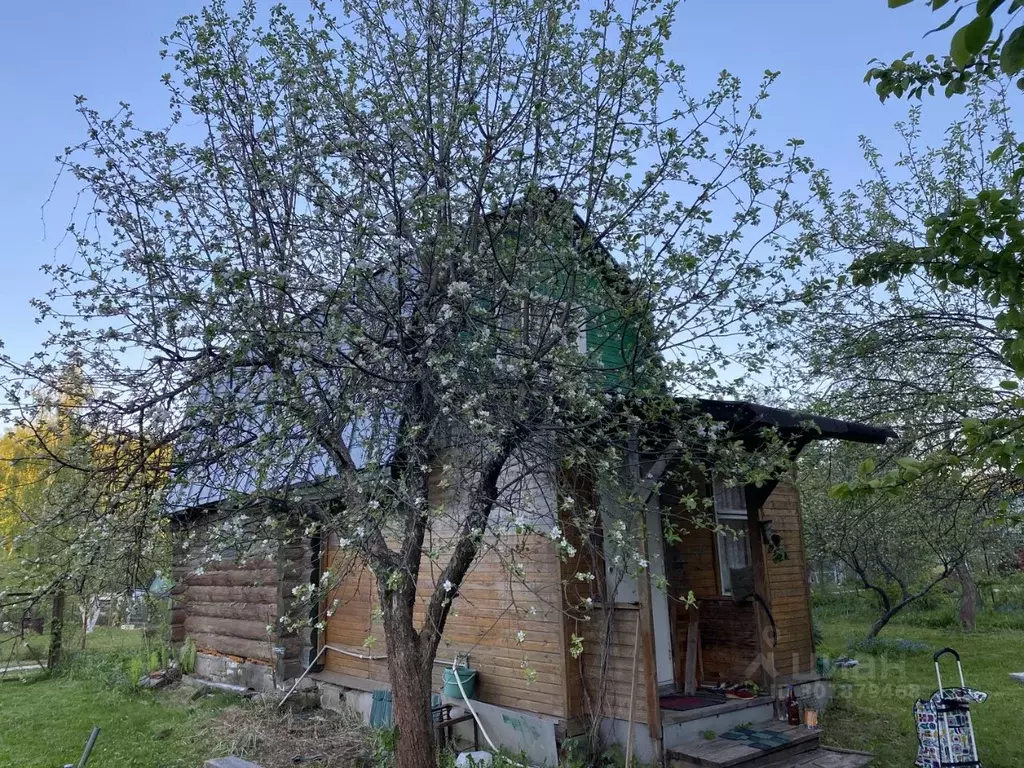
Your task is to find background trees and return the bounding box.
[0,374,167,667]
[782,88,1024,637]
[800,440,1004,639]
[842,0,1024,492]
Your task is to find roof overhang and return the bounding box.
[681,398,897,510]
[691,398,897,446]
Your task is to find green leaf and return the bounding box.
[829,482,852,500]
[964,15,994,56]
[978,0,1006,16]
[951,23,973,66]
[896,457,926,471]
[999,379,1020,389]
[889,0,914,6]
[859,458,877,475]
[990,144,1007,162]
[1001,26,1024,73]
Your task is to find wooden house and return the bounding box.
[168,194,893,766]
[170,399,892,766]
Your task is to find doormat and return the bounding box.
[719,725,793,751]
[659,694,725,711]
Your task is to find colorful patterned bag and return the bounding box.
[914,686,987,768]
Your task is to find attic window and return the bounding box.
[509,296,587,355]
[713,480,750,596]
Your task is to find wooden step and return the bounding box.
[666,722,820,768]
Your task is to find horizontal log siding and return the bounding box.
[324,470,569,718]
[171,557,280,664]
[760,482,814,676]
[665,502,758,683]
[575,606,648,723]
[171,514,314,681]
[557,474,651,726]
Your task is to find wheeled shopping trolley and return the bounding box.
[914,647,987,768]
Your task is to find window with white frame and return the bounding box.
[713,480,751,596]
[523,296,588,354]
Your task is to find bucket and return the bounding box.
[443,667,478,699]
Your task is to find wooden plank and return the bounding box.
[747,487,774,689]
[684,611,699,694]
[554,481,578,717]
[187,602,277,622]
[184,585,278,605]
[185,568,277,588]
[667,723,819,768]
[190,632,280,662]
[636,520,662,740]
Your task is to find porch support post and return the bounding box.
[636,546,662,741]
[745,486,775,692]
[628,430,663,744]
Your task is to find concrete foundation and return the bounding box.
[319,679,376,721]
[194,652,278,693]
[596,718,658,765]
[439,695,560,767]
[315,672,560,767]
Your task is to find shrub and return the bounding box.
[179,637,197,675]
[128,656,145,688]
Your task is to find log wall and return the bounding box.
[170,514,314,684]
[665,522,759,683]
[662,480,816,684]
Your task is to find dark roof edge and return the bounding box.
[688,398,898,445]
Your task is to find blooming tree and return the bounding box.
[1,0,820,764]
[0,373,167,666]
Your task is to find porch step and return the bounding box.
[662,699,775,751]
[666,723,819,768]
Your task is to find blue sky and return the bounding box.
[0,1,970,367]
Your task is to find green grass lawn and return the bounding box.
[0,675,229,767]
[817,619,1024,768]
[0,626,231,767]
[2,624,146,665]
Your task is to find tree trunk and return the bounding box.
[48,587,65,670]
[381,598,436,768]
[865,608,899,640]
[389,647,436,768]
[864,570,954,640]
[956,564,978,631]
